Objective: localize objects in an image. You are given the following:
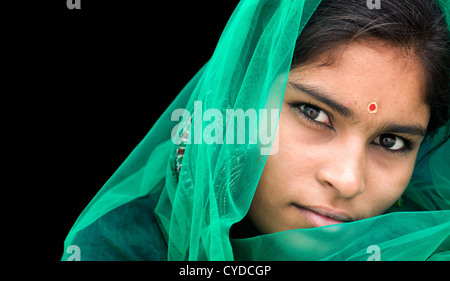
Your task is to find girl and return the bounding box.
[63,0,450,261]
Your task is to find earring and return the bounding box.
[394,196,404,207]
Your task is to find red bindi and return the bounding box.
[368,102,378,114]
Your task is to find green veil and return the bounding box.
[62,0,450,261]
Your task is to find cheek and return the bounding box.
[363,156,416,216]
[249,152,300,233]
[252,104,327,204]
[249,110,319,232]
[257,111,318,198]
[252,144,296,211]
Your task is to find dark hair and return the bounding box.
[292,0,450,150]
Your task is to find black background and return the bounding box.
[10,1,446,271]
[17,0,238,261]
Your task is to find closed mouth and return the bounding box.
[293,204,354,227]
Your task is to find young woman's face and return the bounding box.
[249,41,430,234]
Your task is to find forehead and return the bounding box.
[289,41,430,127]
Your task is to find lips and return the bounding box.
[293,204,354,228]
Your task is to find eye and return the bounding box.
[299,104,331,126]
[373,134,406,151]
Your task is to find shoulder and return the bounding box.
[64,191,167,261]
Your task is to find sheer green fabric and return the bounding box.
[62,0,450,261]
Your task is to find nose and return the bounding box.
[316,138,367,198]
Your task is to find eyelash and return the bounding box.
[288,102,413,155]
[289,102,334,130]
[377,137,413,155]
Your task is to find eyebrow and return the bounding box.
[377,123,427,137]
[288,82,356,120]
[288,81,427,138]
